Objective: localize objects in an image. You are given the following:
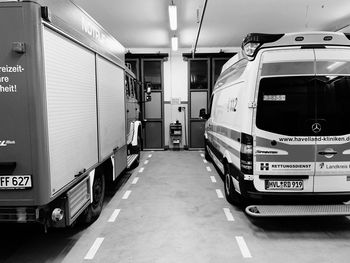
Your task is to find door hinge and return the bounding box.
[248,102,257,108]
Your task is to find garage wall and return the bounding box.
[129,47,239,149]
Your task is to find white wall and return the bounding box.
[129,47,239,149]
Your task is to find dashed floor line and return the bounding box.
[235,236,252,258]
[148,154,152,158]
[122,190,132,200]
[138,167,144,173]
[203,159,208,164]
[132,177,139,184]
[144,160,149,165]
[210,176,217,183]
[223,208,235,221]
[216,189,224,198]
[84,237,104,260]
[200,153,204,158]
[206,166,212,172]
[108,209,121,223]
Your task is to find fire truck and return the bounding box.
[0,0,144,228]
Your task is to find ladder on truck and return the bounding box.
[245,204,350,217]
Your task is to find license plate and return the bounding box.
[0,175,32,189]
[265,180,303,190]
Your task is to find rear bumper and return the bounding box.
[0,207,40,223]
[242,181,350,203]
[245,204,350,217]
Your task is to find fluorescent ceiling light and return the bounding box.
[168,4,177,30]
[171,36,178,51]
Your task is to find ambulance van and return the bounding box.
[203,32,350,216]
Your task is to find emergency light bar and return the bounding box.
[241,32,350,60]
[241,33,284,58]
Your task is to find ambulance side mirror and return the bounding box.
[199,108,209,120]
[145,83,152,102]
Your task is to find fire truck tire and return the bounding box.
[129,136,141,170]
[81,172,105,224]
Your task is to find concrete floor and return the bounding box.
[1,151,350,262]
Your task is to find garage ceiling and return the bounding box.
[73,0,350,50]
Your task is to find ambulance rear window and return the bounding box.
[256,76,350,136]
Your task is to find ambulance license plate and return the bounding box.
[265,180,303,190]
[0,175,32,189]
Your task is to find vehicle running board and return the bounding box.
[127,154,139,169]
[245,204,350,217]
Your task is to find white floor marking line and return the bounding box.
[148,154,152,158]
[144,160,149,165]
[132,177,139,184]
[122,190,131,200]
[223,208,235,221]
[210,176,217,183]
[203,159,208,163]
[139,167,144,173]
[200,153,204,157]
[108,209,121,222]
[235,236,252,258]
[216,189,224,198]
[206,166,212,172]
[84,237,104,260]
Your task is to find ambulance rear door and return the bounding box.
[253,48,317,193]
[313,48,350,193]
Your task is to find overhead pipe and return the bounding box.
[192,0,209,58]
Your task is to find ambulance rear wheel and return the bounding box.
[224,166,243,207]
[204,140,211,161]
[224,171,235,205]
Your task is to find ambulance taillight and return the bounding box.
[240,133,253,175]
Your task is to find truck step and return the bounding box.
[127,154,139,169]
[245,204,350,217]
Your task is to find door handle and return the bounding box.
[318,150,337,155]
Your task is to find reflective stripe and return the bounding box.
[208,131,240,154]
[207,132,240,160]
[208,124,240,141]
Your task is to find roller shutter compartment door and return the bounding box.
[43,27,98,196]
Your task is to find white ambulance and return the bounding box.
[203,32,350,217]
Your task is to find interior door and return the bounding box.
[313,49,350,193]
[188,58,209,149]
[142,59,164,149]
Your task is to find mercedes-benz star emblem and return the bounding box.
[312,123,321,133]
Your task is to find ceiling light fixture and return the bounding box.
[168,1,177,30]
[171,36,178,51]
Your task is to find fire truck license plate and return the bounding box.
[265,180,303,190]
[0,175,32,189]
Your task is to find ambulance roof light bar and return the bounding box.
[241,33,284,59]
[242,32,350,60]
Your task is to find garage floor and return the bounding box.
[1,151,350,262]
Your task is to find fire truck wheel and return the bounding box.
[129,136,141,169]
[81,172,105,224]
